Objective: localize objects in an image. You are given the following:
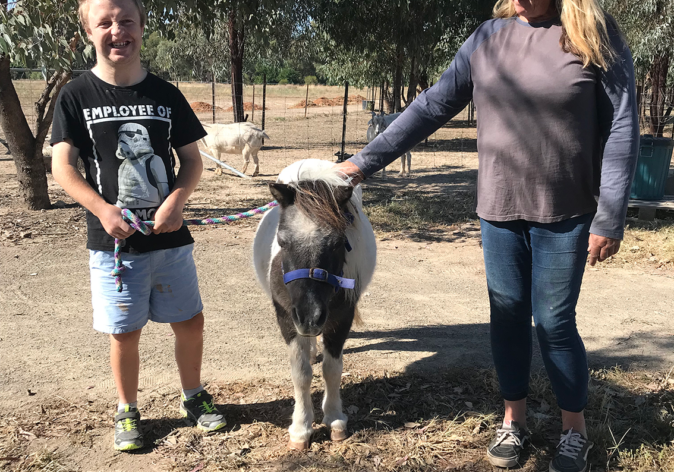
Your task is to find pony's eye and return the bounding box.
[276,231,290,247]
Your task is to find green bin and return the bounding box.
[629,135,674,200]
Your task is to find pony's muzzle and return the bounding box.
[292,305,328,337]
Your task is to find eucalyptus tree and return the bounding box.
[311,0,491,112]
[148,0,309,122]
[0,0,93,209]
[604,0,673,136]
[153,26,231,81]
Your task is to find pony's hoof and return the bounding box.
[288,439,311,450]
[330,429,348,442]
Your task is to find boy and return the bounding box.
[51,0,226,451]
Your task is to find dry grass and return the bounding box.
[1,366,673,471]
[362,187,477,235]
[361,184,674,271]
[602,215,674,270]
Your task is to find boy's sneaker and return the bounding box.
[487,421,530,468]
[549,429,593,472]
[180,390,227,432]
[114,406,144,451]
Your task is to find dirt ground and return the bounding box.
[1,109,674,471]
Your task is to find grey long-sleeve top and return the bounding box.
[349,15,639,239]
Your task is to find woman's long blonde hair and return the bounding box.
[493,0,615,70]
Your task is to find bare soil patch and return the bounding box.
[1,102,674,471]
[224,102,267,112]
[191,101,225,113]
[290,95,368,109]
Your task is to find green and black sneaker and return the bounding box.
[114,406,144,451]
[180,390,227,432]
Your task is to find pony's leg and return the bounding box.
[288,336,314,449]
[321,348,348,441]
[406,152,412,176]
[242,149,250,175]
[399,155,405,177]
[381,165,387,180]
[251,148,260,177]
[211,149,223,175]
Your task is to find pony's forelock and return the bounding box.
[289,180,350,233]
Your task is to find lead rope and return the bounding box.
[111,201,279,292]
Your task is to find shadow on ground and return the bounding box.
[4,324,673,471]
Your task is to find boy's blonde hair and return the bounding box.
[78,0,147,30]
[493,0,615,70]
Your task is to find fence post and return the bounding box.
[175,81,179,90]
[211,78,216,124]
[252,84,255,122]
[304,83,309,118]
[262,73,267,146]
[339,81,349,162]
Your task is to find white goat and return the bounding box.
[200,122,269,177]
[367,112,411,178]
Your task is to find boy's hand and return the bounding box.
[99,204,136,239]
[153,200,184,234]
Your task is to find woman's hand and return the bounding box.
[333,161,365,187]
[587,234,621,266]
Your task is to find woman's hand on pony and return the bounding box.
[333,161,365,187]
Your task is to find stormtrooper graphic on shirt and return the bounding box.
[114,123,169,209]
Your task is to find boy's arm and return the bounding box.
[152,141,203,234]
[52,139,135,239]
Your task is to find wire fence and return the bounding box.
[6,76,482,174]
[4,74,673,178]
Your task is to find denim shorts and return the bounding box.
[89,244,203,334]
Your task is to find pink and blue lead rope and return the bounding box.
[111,201,279,292]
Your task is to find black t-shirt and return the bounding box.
[51,71,207,253]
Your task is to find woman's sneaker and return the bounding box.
[114,406,144,451]
[180,390,227,432]
[549,429,593,472]
[487,421,530,468]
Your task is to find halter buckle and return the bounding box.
[309,268,328,281]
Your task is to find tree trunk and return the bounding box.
[417,70,429,92]
[0,53,50,209]
[649,52,670,137]
[392,42,403,113]
[383,79,394,114]
[405,55,419,105]
[229,9,245,123]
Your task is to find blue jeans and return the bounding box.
[480,214,593,413]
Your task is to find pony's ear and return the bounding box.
[333,185,353,207]
[269,183,295,207]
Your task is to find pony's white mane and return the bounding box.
[254,159,376,305]
[276,159,363,210]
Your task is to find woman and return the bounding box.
[335,0,639,471]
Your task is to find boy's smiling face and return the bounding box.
[85,0,144,68]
